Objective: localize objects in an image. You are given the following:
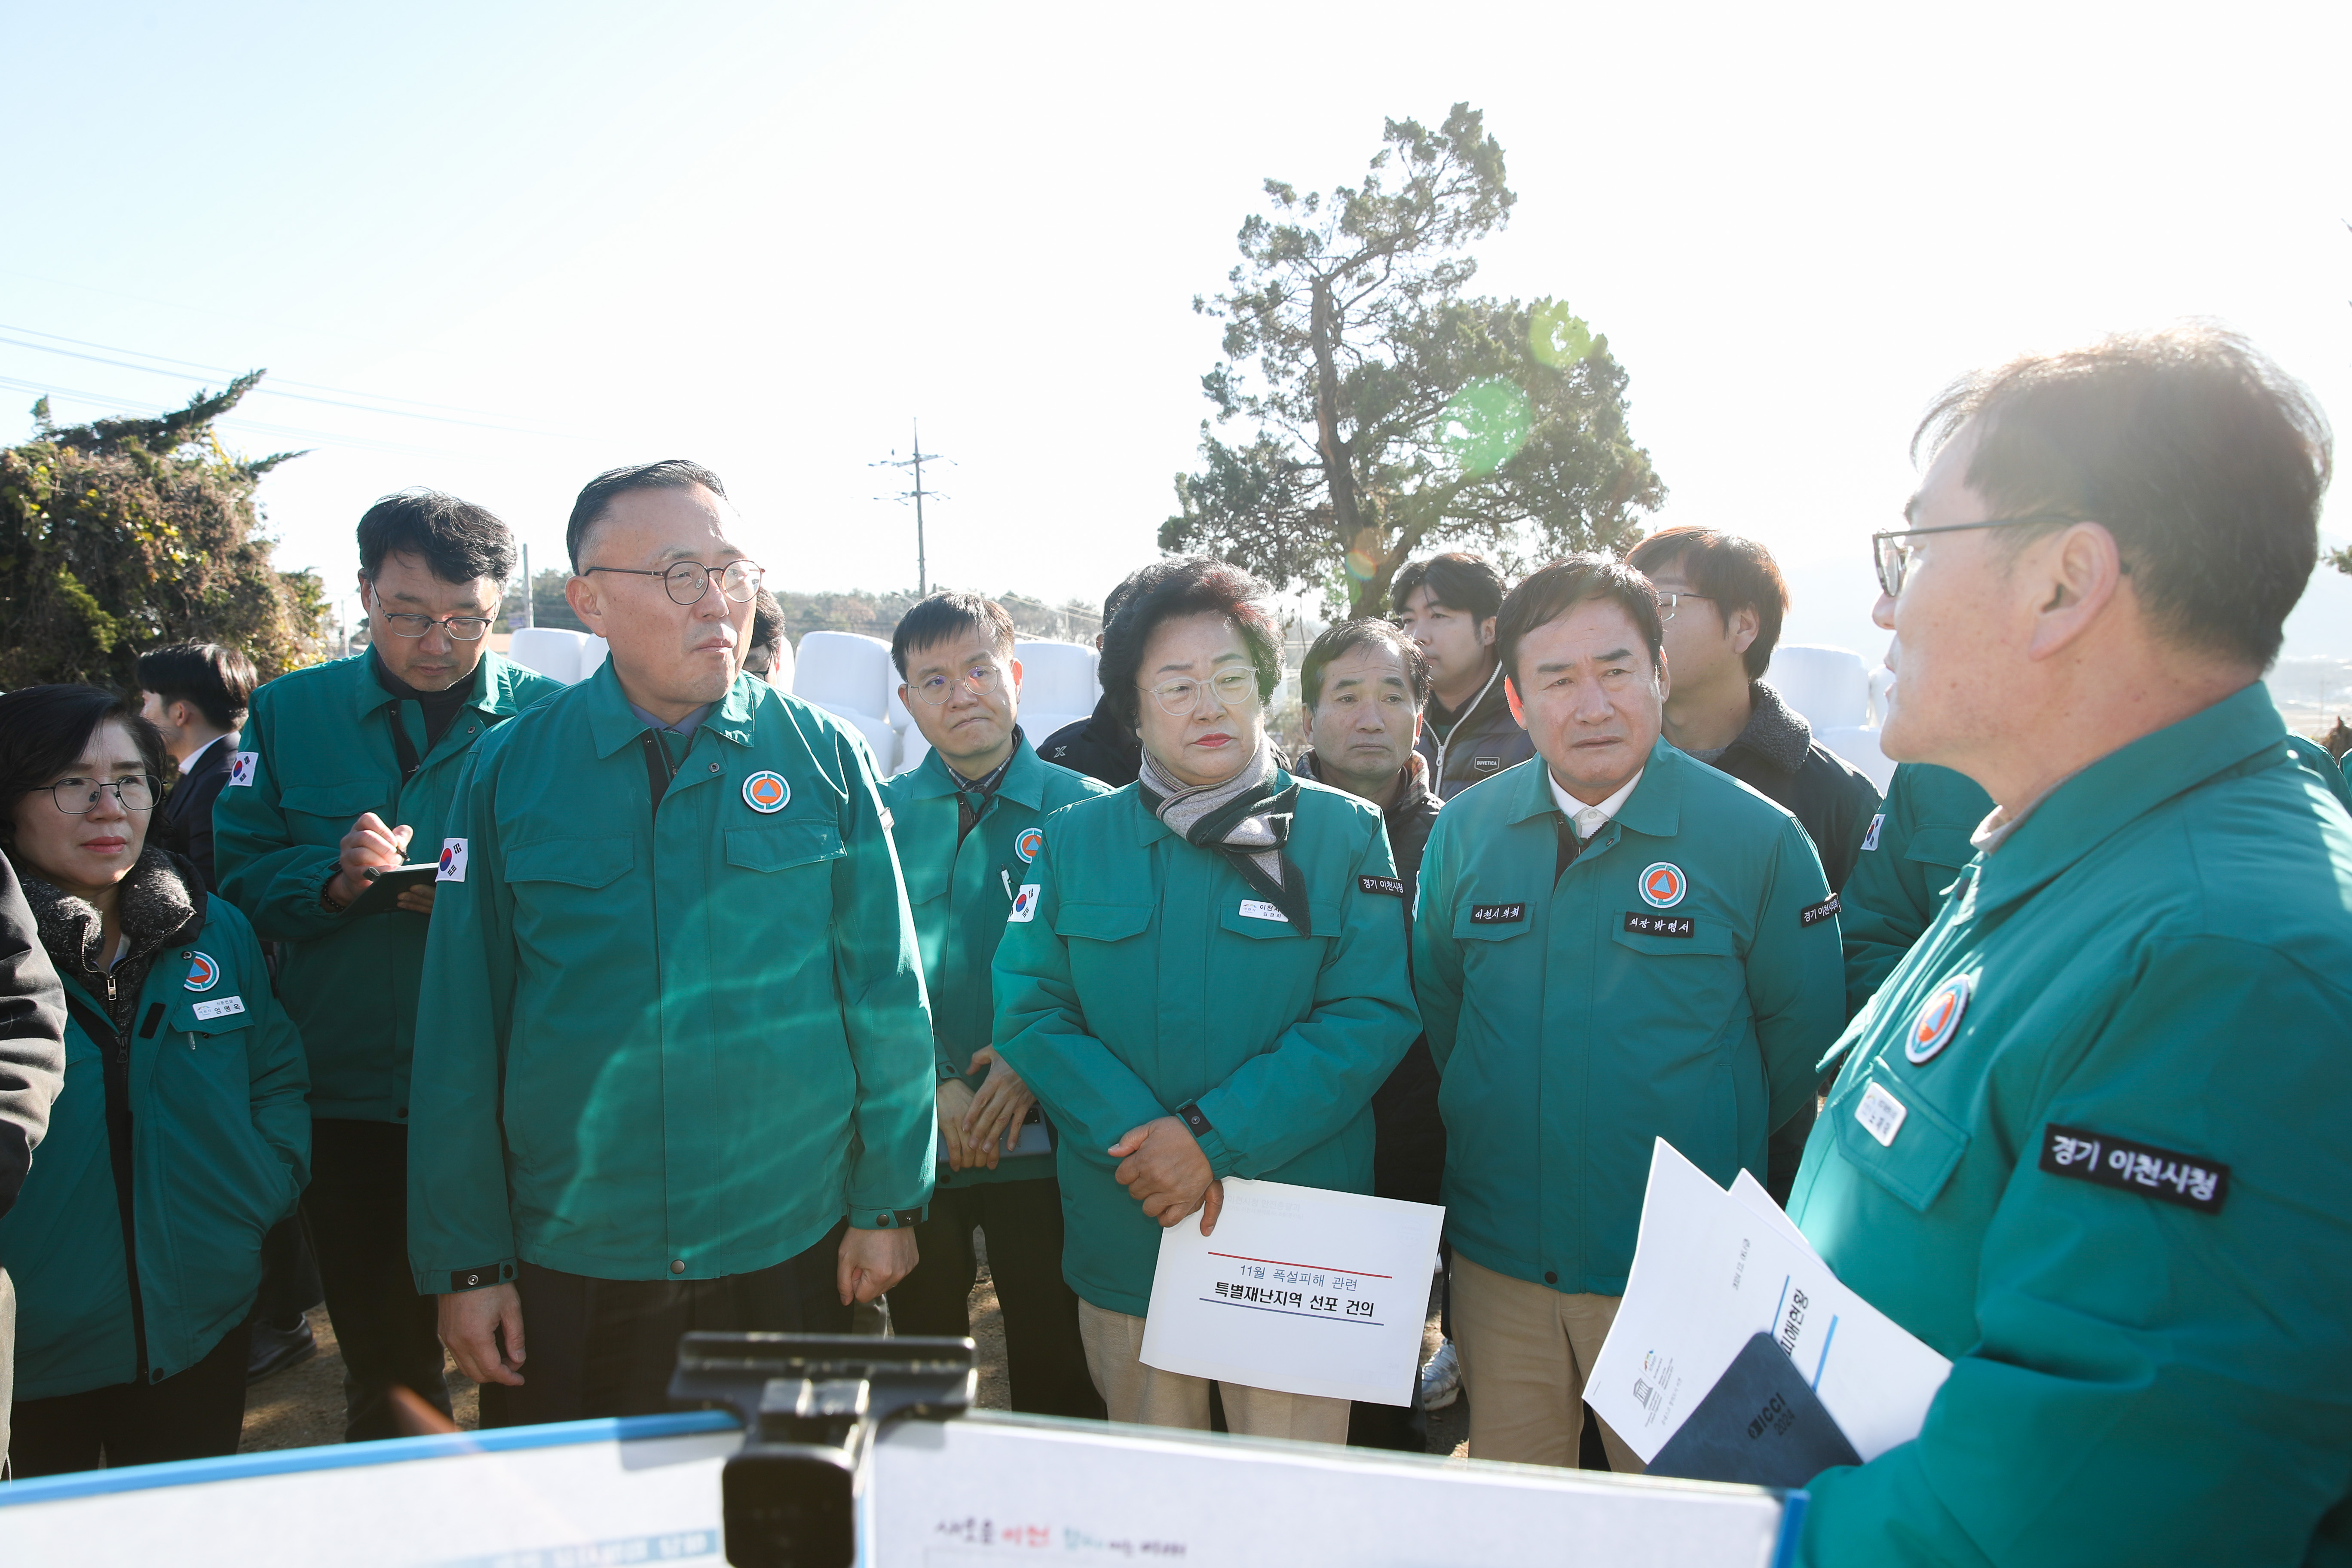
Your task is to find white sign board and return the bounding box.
[1139,1177,1445,1405]
[0,1407,1800,1568]
[1587,1139,1951,1465]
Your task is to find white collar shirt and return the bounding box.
[1548,766,1643,842]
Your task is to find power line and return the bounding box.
[0,324,579,440]
[0,376,471,459]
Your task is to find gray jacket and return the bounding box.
[0,853,67,1220]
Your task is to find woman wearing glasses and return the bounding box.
[0,685,309,1474]
[992,558,1421,1443]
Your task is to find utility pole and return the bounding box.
[518,542,534,629]
[872,420,952,595]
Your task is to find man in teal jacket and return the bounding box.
[410,460,935,1425]
[1839,760,1992,1017]
[1791,327,2352,1565]
[879,591,1109,1419]
[214,490,561,1439]
[1414,555,1845,1472]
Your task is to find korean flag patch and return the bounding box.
[1859,813,1884,852]
[1008,884,1041,923]
[226,751,258,788]
[437,838,469,883]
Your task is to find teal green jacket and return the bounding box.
[213,649,565,1122]
[407,664,937,1292]
[2284,732,2352,815]
[1839,763,1993,1017]
[1415,743,1845,1296]
[880,735,1111,1189]
[0,895,309,1399]
[1791,683,2352,1567]
[992,776,1421,1316]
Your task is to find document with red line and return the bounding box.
[1139,1178,1445,1405]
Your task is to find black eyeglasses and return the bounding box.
[48,775,160,814]
[583,560,766,606]
[1871,515,2081,598]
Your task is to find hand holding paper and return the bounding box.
[1587,1140,1950,1470]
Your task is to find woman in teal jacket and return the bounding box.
[0,686,309,1475]
[993,560,1421,1444]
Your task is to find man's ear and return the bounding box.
[2024,523,2127,664]
[1478,615,1499,650]
[1504,674,1525,728]
[1654,647,1672,703]
[564,573,604,633]
[1008,657,1024,700]
[1727,605,1760,658]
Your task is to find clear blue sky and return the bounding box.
[5,0,2348,705]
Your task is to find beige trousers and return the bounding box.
[1451,1251,1643,1471]
[1075,1298,1352,1444]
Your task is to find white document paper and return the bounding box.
[1138,1177,1444,1405]
[1588,1139,1953,1464]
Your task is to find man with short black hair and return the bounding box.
[137,642,258,893]
[410,460,935,1425]
[1038,573,1147,787]
[1294,618,1449,1451]
[1789,328,2352,1565]
[1625,527,1880,891]
[880,591,1107,1419]
[1392,552,1533,797]
[215,490,564,1439]
[1414,555,1844,1471]
[744,588,787,683]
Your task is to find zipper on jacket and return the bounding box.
[70,981,153,1384]
[1431,660,1506,790]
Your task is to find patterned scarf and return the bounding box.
[1137,734,1311,934]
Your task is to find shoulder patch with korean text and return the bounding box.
[1358,875,1406,898]
[1800,894,1842,927]
[1470,902,1526,924]
[2040,1123,2228,1213]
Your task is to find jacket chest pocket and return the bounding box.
[1608,918,1737,960]
[724,820,844,874]
[1057,902,1153,945]
[279,782,388,838]
[1828,1061,1972,1213]
[509,837,634,891]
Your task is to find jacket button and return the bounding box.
[1544,1271,1558,1285]
[670,1259,686,1274]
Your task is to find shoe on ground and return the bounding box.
[1419,1338,1461,1410]
[247,1315,318,1385]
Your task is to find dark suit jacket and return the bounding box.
[159,735,236,894]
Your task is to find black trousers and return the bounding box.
[478,1225,853,1428]
[252,1213,323,1327]
[1351,1039,1446,1452]
[303,1118,451,1441]
[889,1179,1102,1421]
[9,1323,247,1476]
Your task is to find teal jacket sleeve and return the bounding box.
[232,910,312,1216]
[991,833,1171,1167]
[1800,940,2352,1568]
[1412,810,1466,1075]
[829,731,938,1225]
[406,745,521,1292]
[1838,795,1931,1020]
[1188,822,1421,1179]
[1748,818,1846,1130]
[212,700,346,944]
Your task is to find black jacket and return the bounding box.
[1295,748,1445,1207]
[1702,681,1881,892]
[0,852,67,1220]
[1413,662,1535,800]
[1037,695,1141,790]
[157,734,236,894]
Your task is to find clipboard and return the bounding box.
[343,862,441,918]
